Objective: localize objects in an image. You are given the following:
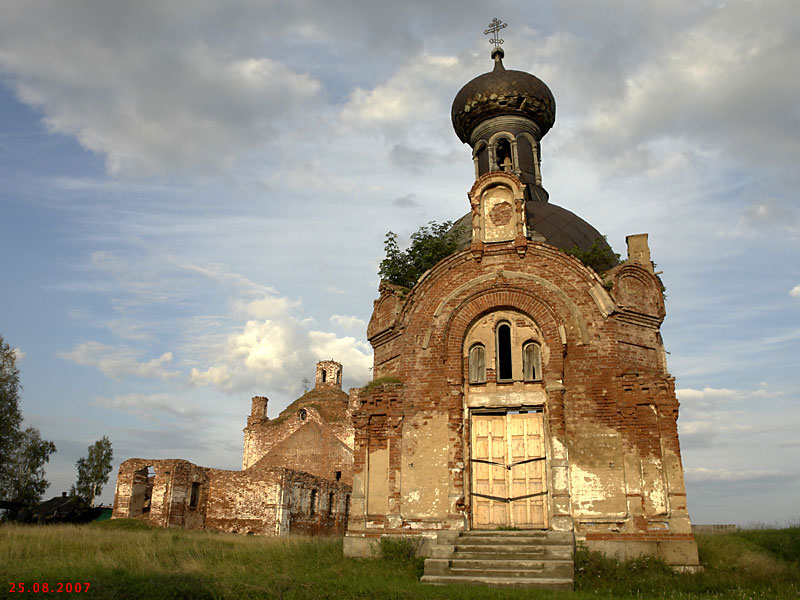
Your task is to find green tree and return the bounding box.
[564,237,620,274]
[1,334,57,504]
[3,427,57,504]
[0,334,23,491]
[378,221,462,288]
[72,436,113,506]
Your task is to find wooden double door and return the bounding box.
[470,409,548,529]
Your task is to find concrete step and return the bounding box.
[458,531,573,544]
[449,558,545,570]
[422,530,575,590]
[449,550,549,560]
[433,545,565,560]
[420,574,574,590]
[426,558,574,579]
[451,543,570,557]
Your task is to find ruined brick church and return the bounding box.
[342,42,700,571]
[112,360,353,534]
[113,29,699,575]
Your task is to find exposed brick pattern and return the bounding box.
[345,230,699,567]
[112,360,355,536]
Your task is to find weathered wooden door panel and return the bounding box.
[472,414,508,527]
[471,410,547,529]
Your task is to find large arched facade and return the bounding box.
[345,43,699,573]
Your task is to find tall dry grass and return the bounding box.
[0,520,798,599]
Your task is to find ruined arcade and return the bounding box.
[344,30,700,572]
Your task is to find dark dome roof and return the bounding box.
[452,49,556,144]
[449,201,616,269]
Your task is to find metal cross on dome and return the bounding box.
[484,18,507,48]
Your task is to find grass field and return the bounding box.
[1,520,798,599]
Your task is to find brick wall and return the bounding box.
[112,459,351,536]
[347,239,696,565]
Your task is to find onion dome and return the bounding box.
[451,48,556,144]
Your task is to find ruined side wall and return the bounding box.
[282,469,351,536]
[348,384,404,533]
[204,468,351,535]
[114,460,351,537]
[567,263,696,564]
[112,458,209,529]
[202,468,284,534]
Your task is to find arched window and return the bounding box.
[310,489,318,516]
[468,344,486,384]
[496,138,513,172]
[328,492,335,516]
[523,341,542,382]
[321,370,327,383]
[497,323,512,381]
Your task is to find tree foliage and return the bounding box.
[564,237,620,274]
[0,334,23,488]
[378,221,462,289]
[3,427,57,504]
[0,334,57,504]
[72,436,113,507]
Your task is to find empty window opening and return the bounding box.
[298,408,307,421]
[469,344,486,384]
[335,470,342,481]
[310,489,318,516]
[497,323,513,381]
[189,482,200,510]
[523,341,542,382]
[130,465,155,516]
[328,492,335,515]
[496,138,513,172]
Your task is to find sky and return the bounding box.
[0,0,798,526]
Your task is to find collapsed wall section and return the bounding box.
[113,458,350,535]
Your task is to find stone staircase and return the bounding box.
[421,530,574,589]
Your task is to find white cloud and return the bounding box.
[187,319,372,396]
[230,319,304,375]
[12,348,25,363]
[684,467,798,485]
[106,320,152,342]
[330,314,367,330]
[93,393,206,422]
[60,342,180,381]
[232,295,300,320]
[339,52,471,142]
[726,200,798,239]
[181,262,273,296]
[188,365,232,388]
[0,5,322,176]
[790,285,800,298]
[678,386,781,403]
[89,250,185,306]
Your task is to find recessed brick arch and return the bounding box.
[439,286,565,380]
